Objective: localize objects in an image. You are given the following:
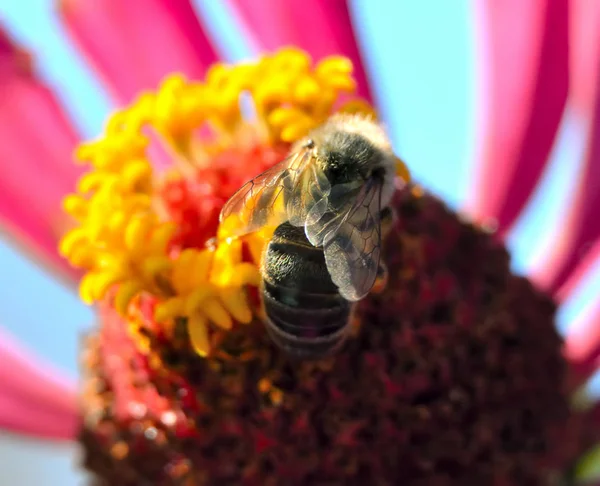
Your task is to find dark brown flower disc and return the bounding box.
[79,187,590,485]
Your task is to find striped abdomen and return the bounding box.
[261,222,352,359]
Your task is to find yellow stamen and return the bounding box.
[219,287,253,324]
[203,299,233,330]
[115,281,145,315]
[187,314,210,357]
[395,155,411,183]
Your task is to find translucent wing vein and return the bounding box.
[323,177,383,301]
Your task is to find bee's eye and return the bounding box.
[305,139,315,149]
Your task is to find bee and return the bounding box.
[220,114,408,358]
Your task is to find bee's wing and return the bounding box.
[304,181,362,247]
[321,177,383,302]
[219,149,312,237]
[286,160,331,227]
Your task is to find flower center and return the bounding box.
[59,48,381,357]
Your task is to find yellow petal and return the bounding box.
[107,211,128,236]
[62,194,88,220]
[217,214,244,240]
[124,214,154,253]
[188,249,214,287]
[141,256,172,280]
[104,109,130,134]
[183,287,215,315]
[187,314,210,357]
[95,252,126,270]
[210,239,243,285]
[323,73,356,93]
[172,249,202,292]
[160,73,187,94]
[246,234,265,266]
[206,63,231,88]
[154,297,185,322]
[75,140,102,163]
[253,82,290,112]
[293,75,321,105]
[219,287,252,324]
[127,94,155,131]
[230,263,261,287]
[316,56,353,76]
[114,280,144,315]
[77,171,112,194]
[79,273,97,305]
[267,106,307,130]
[68,246,95,269]
[338,99,377,119]
[281,121,313,143]
[59,228,88,258]
[91,271,124,301]
[149,222,178,255]
[203,299,233,330]
[122,159,152,189]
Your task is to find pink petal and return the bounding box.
[560,240,600,384]
[531,0,600,293]
[556,239,600,303]
[0,29,81,283]
[58,0,219,103]
[227,0,373,101]
[0,328,78,441]
[0,394,77,441]
[563,298,600,384]
[570,0,600,116]
[465,0,568,235]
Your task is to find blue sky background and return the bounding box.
[0,1,598,484]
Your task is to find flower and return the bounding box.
[0,0,599,484]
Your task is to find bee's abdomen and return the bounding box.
[261,223,352,359]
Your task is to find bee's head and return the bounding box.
[300,114,400,205]
[317,130,380,184]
